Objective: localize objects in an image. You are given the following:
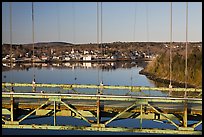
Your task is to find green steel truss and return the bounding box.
[2,82,202,135]
[2,82,202,92]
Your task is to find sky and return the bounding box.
[2,2,202,44]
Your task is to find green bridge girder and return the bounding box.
[2,82,202,92]
[2,82,202,135]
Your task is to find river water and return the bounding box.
[2,61,201,135]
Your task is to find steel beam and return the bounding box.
[10,94,14,122]
[2,92,202,103]
[104,102,138,125]
[147,103,180,129]
[96,96,100,125]
[2,82,202,92]
[54,101,56,126]
[18,100,49,123]
[2,88,202,134]
[60,100,92,125]
[192,120,202,129]
[140,104,142,129]
[2,109,11,115]
[2,118,7,123]
[2,124,202,135]
[183,101,188,128]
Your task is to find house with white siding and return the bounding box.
[82,55,92,61]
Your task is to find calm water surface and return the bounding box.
[2,62,201,135]
[2,62,165,96]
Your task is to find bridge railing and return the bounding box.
[2,90,202,135]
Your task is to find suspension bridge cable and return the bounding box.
[32,2,36,92]
[57,2,60,42]
[9,2,13,90]
[131,3,137,88]
[184,2,188,97]
[72,2,77,83]
[97,2,100,86]
[145,3,150,95]
[133,3,137,43]
[9,2,12,66]
[72,2,76,45]
[146,3,149,43]
[100,2,103,85]
[169,2,172,89]
[9,3,14,122]
[146,3,150,58]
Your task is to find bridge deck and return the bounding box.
[2,82,202,135]
[2,99,202,115]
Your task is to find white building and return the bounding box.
[130,56,136,60]
[83,55,92,61]
[84,50,89,54]
[111,55,118,59]
[41,56,48,61]
[2,57,8,60]
[52,56,60,60]
[51,49,54,54]
[64,56,70,61]
[71,49,75,54]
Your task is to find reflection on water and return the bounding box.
[2,61,202,135]
[2,61,169,97]
[2,61,200,98]
[2,61,148,72]
[2,61,149,86]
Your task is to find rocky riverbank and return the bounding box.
[139,46,202,89]
[139,69,197,88]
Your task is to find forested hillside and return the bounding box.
[142,47,202,88]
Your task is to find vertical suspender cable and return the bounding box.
[146,3,150,58]
[9,2,13,90]
[72,2,75,45]
[57,3,60,42]
[10,2,12,66]
[97,2,100,86]
[32,2,36,92]
[56,3,61,85]
[133,3,137,43]
[96,4,101,122]
[169,2,172,89]
[146,3,150,95]
[131,3,137,88]
[146,3,149,43]
[9,2,14,122]
[183,3,188,127]
[100,2,103,85]
[184,2,188,97]
[72,2,77,82]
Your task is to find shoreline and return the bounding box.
[139,69,198,88]
[2,58,152,63]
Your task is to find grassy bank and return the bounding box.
[141,47,202,88]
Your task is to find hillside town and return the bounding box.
[2,42,201,63]
[2,43,155,63]
[2,49,154,63]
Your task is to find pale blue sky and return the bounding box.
[2,2,202,44]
